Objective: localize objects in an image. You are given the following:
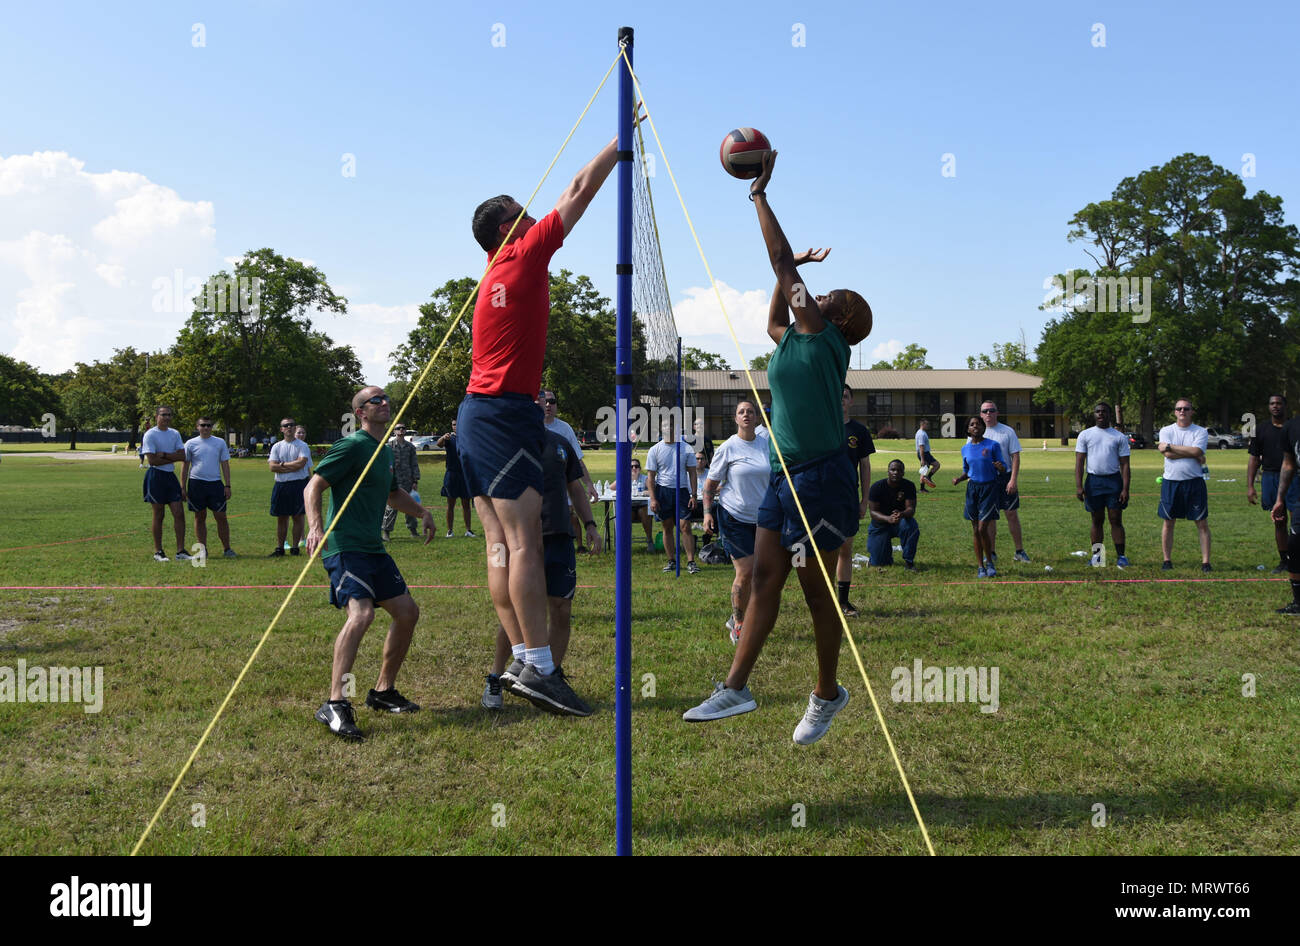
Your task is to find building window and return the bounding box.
[866,392,892,416]
[915,390,940,415]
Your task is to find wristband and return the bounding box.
[749,191,765,201]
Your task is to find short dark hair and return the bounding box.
[197,416,212,425]
[473,195,517,253]
[888,458,905,470]
[1270,393,1287,404]
[842,384,852,396]
[1094,402,1112,413]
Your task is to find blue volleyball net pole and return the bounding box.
[614,25,635,857]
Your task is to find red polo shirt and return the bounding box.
[467,209,565,396]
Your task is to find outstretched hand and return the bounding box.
[751,150,776,195]
[793,247,830,265]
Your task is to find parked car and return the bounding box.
[1127,431,1147,449]
[410,435,438,451]
[1204,427,1246,449]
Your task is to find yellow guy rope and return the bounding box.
[130,50,624,857]
[621,48,935,856]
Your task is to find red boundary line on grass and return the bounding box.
[0,577,1283,591]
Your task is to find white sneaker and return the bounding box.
[725,615,741,646]
[174,550,192,561]
[793,685,849,745]
[153,551,170,563]
[464,530,476,538]
[683,682,757,722]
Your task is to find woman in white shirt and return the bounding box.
[702,400,771,645]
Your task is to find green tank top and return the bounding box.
[766,321,850,468]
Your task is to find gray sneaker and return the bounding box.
[792,685,849,745]
[223,548,237,558]
[683,682,757,722]
[500,658,525,695]
[482,674,503,710]
[513,664,593,717]
[1014,550,1031,563]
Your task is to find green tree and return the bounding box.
[967,338,1037,373]
[748,351,773,370]
[870,343,932,371]
[1039,153,1300,435]
[58,381,116,450]
[164,249,349,442]
[681,346,729,370]
[67,348,152,448]
[0,354,62,427]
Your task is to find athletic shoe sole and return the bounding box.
[683,689,757,722]
[512,667,592,717]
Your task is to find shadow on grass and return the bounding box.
[639,780,1299,836]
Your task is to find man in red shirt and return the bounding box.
[457,136,618,717]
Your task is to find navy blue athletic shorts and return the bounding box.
[441,470,469,499]
[756,449,858,552]
[653,484,692,522]
[1158,478,1208,521]
[143,468,183,505]
[995,470,1021,511]
[716,504,756,560]
[1082,472,1126,513]
[964,479,1001,522]
[322,551,408,608]
[543,533,577,600]
[270,479,307,516]
[456,393,544,500]
[186,478,228,513]
[1261,471,1300,514]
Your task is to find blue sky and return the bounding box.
[3,0,1297,381]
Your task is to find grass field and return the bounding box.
[1,439,1297,855]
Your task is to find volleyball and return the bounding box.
[719,127,771,179]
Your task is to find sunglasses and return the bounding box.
[981,408,997,413]
[198,423,212,428]
[280,423,293,427]
[363,395,390,405]
[1175,406,1193,412]
[544,398,558,405]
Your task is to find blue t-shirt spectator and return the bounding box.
[961,439,1005,483]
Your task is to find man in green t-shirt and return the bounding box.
[304,385,435,741]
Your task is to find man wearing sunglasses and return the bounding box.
[268,416,312,557]
[458,136,620,717]
[1157,399,1211,571]
[539,389,598,547]
[304,386,436,740]
[182,417,236,558]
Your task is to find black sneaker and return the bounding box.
[904,560,917,571]
[687,560,700,575]
[1273,563,1288,575]
[269,548,285,558]
[513,664,593,717]
[315,699,364,740]
[662,560,675,573]
[409,527,420,538]
[1162,560,1173,571]
[500,658,525,695]
[290,547,301,556]
[1201,563,1212,573]
[365,687,420,713]
[1276,601,1300,615]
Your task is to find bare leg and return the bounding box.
[291,513,304,546]
[1107,508,1125,551]
[276,516,289,547]
[836,537,853,581]
[462,497,472,532]
[1089,509,1105,547]
[1161,519,1175,561]
[492,623,511,675]
[445,499,454,534]
[214,510,231,551]
[680,519,697,562]
[476,492,548,648]
[794,545,845,700]
[1195,519,1211,564]
[1005,507,1025,551]
[151,505,165,552]
[732,555,755,626]
[169,501,186,552]
[194,509,208,549]
[662,516,677,564]
[548,597,573,666]
[725,528,793,691]
[375,592,419,691]
[331,598,376,700]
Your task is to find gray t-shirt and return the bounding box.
[269,438,313,482]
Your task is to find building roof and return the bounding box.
[684,369,1044,393]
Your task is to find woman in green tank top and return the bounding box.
[683,150,875,746]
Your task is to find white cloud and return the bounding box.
[0,150,219,372]
[671,280,771,344]
[336,302,422,383]
[871,338,904,361]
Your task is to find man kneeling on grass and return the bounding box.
[305,386,436,741]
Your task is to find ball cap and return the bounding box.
[826,290,872,345]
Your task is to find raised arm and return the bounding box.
[749,152,828,335]
[554,137,619,236]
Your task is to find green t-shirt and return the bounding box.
[314,430,396,556]
[766,320,850,468]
